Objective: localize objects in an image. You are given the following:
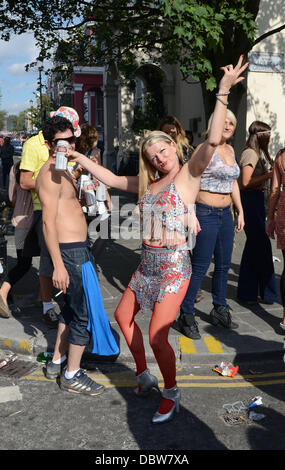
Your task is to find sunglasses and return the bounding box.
[52,136,76,145]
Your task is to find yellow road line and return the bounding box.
[24,370,285,380]
[177,379,285,388]
[179,335,225,354]
[179,337,196,353]
[21,370,285,388]
[204,336,224,353]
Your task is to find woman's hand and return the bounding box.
[219,55,249,93]
[266,219,276,239]
[66,148,81,162]
[235,211,245,233]
[188,212,201,236]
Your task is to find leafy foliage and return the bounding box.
[0,89,7,130]
[0,0,259,89]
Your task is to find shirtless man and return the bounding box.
[36,115,104,396]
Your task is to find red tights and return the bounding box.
[114,280,190,391]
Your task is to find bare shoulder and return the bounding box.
[174,163,201,205]
[226,143,235,154]
[36,160,60,194]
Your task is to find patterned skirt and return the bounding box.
[129,243,191,314]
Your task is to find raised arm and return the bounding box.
[66,151,139,194]
[189,56,249,177]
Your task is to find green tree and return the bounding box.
[0,88,7,131]
[7,111,26,131]
[29,93,57,130]
[0,1,284,119]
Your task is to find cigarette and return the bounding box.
[55,290,63,298]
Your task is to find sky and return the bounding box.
[0,32,47,116]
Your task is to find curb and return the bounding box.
[1,331,284,369]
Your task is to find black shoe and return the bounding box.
[172,313,201,339]
[210,305,238,329]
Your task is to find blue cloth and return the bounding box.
[82,261,119,356]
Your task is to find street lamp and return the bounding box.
[29,100,34,131]
[38,66,44,125]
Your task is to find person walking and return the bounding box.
[266,147,285,328]
[173,109,244,340]
[66,57,248,423]
[0,162,33,318]
[237,121,279,304]
[0,137,14,189]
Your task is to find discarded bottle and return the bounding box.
[37,352,53,362]
[0,352,17,368]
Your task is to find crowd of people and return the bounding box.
[0,55,284,424]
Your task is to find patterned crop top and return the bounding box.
[200,150,240,193]
[139,180,190,243]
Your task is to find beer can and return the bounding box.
[83,178,97,206]
[55,140,68,170]
[96,181,107,201]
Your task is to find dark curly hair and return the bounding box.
[75,123,98,154]
[42,116,74,144]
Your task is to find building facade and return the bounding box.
[47,0,285,170]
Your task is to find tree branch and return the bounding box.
[254,23,285,46]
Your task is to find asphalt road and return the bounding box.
[0,354,284,455]
[0,159,284,457]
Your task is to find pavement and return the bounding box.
[0,189,285,368]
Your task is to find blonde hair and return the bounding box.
[138,130,183,200]
[202,109,237,136]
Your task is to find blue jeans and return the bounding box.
[237,190,279,302]
[181,202,234,316]
[41,240,94,346]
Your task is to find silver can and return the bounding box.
[96,181,106,201]
[83,178,96,206]
[55,140,68,170]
